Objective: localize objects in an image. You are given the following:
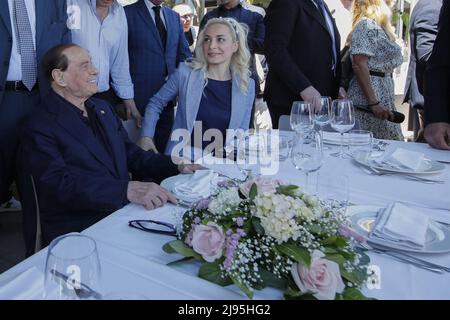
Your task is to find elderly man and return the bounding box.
[20,44,199,247]
[173,4,198,52]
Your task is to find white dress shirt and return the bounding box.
[69,0,134,99]
[6,0,36,81]
[311,0,338,69]
[144,0,167,28]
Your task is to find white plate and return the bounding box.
[353,154,446,175]
[161,174,202,205]
[347,205,450,253]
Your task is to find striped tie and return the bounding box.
[14,0,37,91]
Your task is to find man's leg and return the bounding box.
[153,101,175,153]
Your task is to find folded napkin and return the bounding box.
[0,267,45,300]
[373,148,425,171]
[172,170,218,202]
[370,202,430,250]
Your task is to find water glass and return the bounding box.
[290,101,314,134]
[44,233,101,300]
[313,96,332,150]
[348,130,373,161]
[290,132,323,194]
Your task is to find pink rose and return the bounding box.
[240,177,281,197]
[291,250,345,300]
[191,222,225,262]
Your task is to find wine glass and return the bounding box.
[290,101,314,134]
[330,99,355,158]
[235,133,264,179]
[44,233,102,300]
[290,132,323,194]
[312,96,332,150]
[348,130,373,161]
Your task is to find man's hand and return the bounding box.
[137,136,159,153]
[127,181,177,210]
[424,122,450,150]
[300,86,321,103]
[123,99,142,128]
[178,163,204,174]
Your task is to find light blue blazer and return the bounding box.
[142,62,255,155]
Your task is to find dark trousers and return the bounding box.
[153,101,175,153]
[0,89,40,256]
[267,106,286,129]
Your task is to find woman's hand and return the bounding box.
[137,136,159,153]
[370,103,392,120]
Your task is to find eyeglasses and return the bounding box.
[181,14,193,20]
[128,220,177,236]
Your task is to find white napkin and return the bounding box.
[374,148,425,171]
[370,202,430,249]
[0,267,45,300]
[172,170,218,202]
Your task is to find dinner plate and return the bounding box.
[160,173,202,205]
[353,153,446,175]
[347,205,450,253]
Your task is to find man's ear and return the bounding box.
[52,69,67,87]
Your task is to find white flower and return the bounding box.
[208,188,241,215]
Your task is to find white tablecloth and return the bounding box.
[1,139,449,299]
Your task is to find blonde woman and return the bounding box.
[347,0,404,140]
[138,18,255,156]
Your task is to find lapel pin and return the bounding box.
[100,110,105,115]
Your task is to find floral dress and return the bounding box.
[348,18,404,140]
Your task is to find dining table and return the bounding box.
[0,134,449,300]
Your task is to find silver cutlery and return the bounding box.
[357,242,450,273]
[51,269,103,299]
[361,166,445,184]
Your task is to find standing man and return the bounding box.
[403,0,442,141]
[69,0,142,128]
[424,0,450,150]
[200,0,265,97]
[125,0,191,153]
[0,0,70,252]
[264,0,344,127]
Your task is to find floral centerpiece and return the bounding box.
[163,177,371,300]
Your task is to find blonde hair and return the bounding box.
[188,18,251,93]
[352,0,396,41]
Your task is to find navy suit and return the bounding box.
[0,0,70,255]
[125,1,191,151]
[20,90,179,246]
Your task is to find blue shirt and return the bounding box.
[68,0,134,99]
[193,78,232,150]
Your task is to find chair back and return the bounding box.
[30,175,42,253]
[278,115,292,131]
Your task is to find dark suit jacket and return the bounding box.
[20,90,179,245]
[264,0,341,113]
[425,0,450,125]
[124,0,192,113]
[403,0,442,108]
[0,0,71,103]
[199,4,265,55]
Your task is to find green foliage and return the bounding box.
[163,240,203,261]
[275,243,311,266]
[199,261,234,286]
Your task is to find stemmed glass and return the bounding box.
[290,132,323,194]
[290,101,314,134]
[312,96,332,150]
[235,133,264,180]
[330,99,355,158]
[44,233,102,300]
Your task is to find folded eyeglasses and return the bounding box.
[128,219,177,236]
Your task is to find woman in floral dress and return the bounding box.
[347,0,404,140]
